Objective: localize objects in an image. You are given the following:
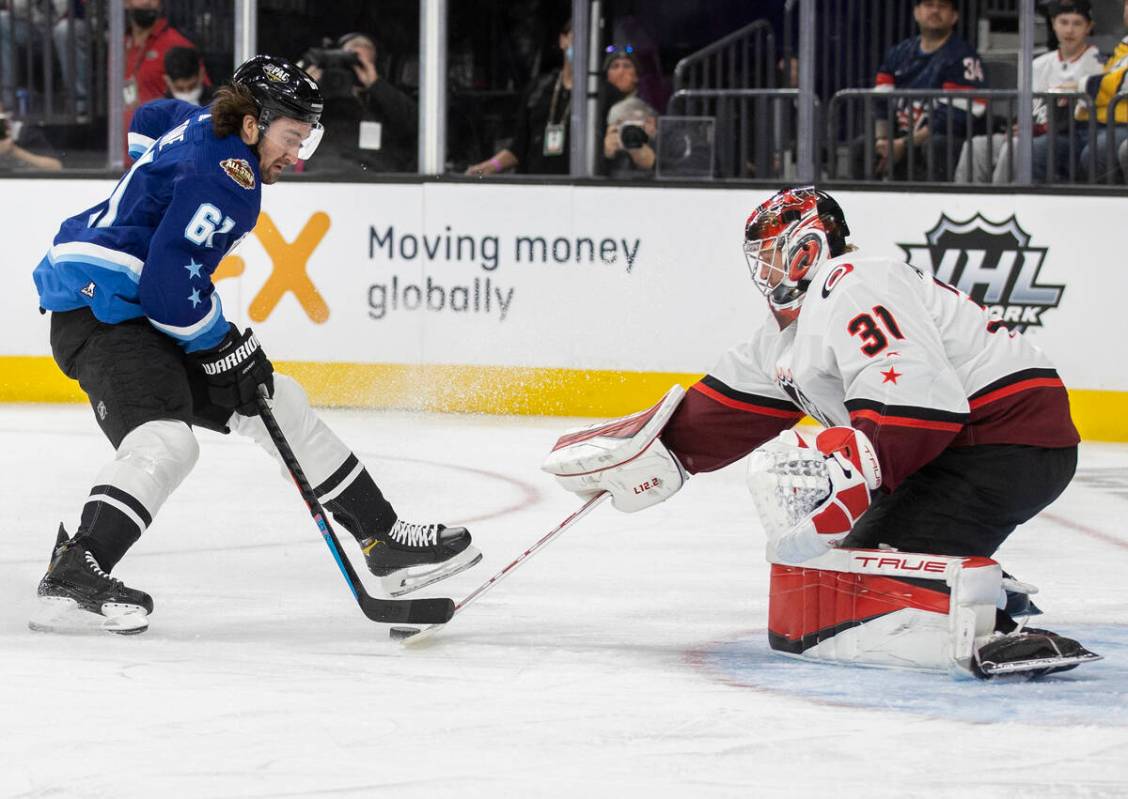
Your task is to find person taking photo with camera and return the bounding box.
[300,32,417,174]
[600,48,657,178]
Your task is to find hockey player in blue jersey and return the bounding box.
[30,55,481,634]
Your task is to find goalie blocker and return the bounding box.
[542,386,687,512]
[768,548,1101,678]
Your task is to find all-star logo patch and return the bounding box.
[263,63,289,82]
[898,213,1064,332]
[220,158,255,190]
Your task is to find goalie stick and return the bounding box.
[255,389,455,626]
[392,492,610,644]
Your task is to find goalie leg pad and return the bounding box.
[767,548,1001,676]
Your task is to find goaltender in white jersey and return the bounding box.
[543,187,1099,678]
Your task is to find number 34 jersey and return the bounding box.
[33,99,261,353]
[661,252,1079,491]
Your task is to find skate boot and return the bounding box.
[361,519,481,597]
[974,625,1102,679]
[29,525,153,635]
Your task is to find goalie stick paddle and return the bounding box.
[394,492,610,644]
[254,388,455,626]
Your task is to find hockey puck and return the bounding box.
[389,626,420,640]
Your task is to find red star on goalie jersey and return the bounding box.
[881,366,902,384]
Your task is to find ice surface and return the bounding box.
[1,404,1126,798]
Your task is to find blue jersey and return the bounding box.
[33,99,262,352]
[875,34,985,137]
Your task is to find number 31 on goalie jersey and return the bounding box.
[847,305,904,357]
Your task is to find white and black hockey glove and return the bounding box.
[748,426,881,562]
[186,324,274,417]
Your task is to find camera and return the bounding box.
[300,47,361,100]
[620,120,649,149]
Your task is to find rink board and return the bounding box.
[3,179,1125,440]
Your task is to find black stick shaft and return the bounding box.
[254,388,454,624]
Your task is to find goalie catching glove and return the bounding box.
[747,426,881,562]
[542,386,687,512]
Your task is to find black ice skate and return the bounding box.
[29,525,153,635]
[974,627,1102,679]
[361,519,481,597]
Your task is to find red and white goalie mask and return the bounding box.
[743,187,838,328]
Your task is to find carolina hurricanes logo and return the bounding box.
[220,158,256,190]
[788,231,823,276]
[821,263,854,298]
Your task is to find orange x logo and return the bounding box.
[215,211,331,323]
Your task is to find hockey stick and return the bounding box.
[393,491,610,643]
[254,388,455,626]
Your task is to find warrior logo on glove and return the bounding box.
[199,333,263,376]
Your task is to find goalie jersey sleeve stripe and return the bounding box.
[958,368,1078,448]
[969,368,1062,406]
[694,375,805,417]
[661,377,803,475]
[845,398,967,430]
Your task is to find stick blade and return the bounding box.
[361,595,455,625]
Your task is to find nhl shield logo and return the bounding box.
[898,214,1064,332]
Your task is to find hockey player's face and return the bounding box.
[745,239,785,295]
[258,118,312,183]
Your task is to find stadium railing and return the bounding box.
[672,20,777,95]
[824,88,1109,185]
[666,88,816,181]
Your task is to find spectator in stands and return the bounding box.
[465,18,573,177]
[162,46,211,106]
[0,98,62,170]
[603,97,658,178]
[600,46,657,177]
[300,32,417,174]
[1075,0,1128,182]
[955,0,1101,183]
[849,0,986,181]
[1,0,89,117]
[124,0,199,141]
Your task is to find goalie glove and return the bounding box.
[747,426,881,563]
[542,386,687,512]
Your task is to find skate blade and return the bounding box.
[381,547,482,597]
[28,596,149,635]
[978,651,1103,678]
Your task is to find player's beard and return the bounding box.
[261,158,286,184]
